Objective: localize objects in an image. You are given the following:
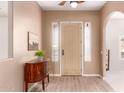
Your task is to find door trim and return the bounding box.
[60,21,84,76]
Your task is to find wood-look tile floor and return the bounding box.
[30,76,114,92]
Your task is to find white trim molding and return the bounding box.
[83,74,102,77]
[49,74,103,78]
[0,58,14,62]
[49,74,61,77]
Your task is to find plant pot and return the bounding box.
[37,57,44,61]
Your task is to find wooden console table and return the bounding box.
[24,60,49,92]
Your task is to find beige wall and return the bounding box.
[100,1,124,76]
[13,1,43,61]
[43,11,101,75]
[0,1,43,91]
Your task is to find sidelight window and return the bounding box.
[84,22,92,62]
[51,22,59,62]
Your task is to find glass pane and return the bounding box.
[0,1,8,60]
[84,22,92,62]
[52,22,59,62]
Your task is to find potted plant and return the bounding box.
[35,50,45,61]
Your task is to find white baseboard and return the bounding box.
[49,74,103,78]
[49,74,61,77]
[83,74,102,77]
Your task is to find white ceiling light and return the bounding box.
[70,1,78,8]
[37,1,107,11]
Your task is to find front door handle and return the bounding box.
[62,49,64,56]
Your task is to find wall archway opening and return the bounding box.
[104,11,124,91]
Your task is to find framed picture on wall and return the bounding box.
[119,36,124,60]
[28,32,39,51]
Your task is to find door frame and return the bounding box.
[59,21,84,76]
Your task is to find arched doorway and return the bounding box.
[104,11,124,91]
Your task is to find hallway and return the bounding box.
[30,76,114,92]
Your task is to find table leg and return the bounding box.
[42,79,45,90]
[47,74,49,83]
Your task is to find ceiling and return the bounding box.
[37,1,106,11]
[0,1,8,17]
